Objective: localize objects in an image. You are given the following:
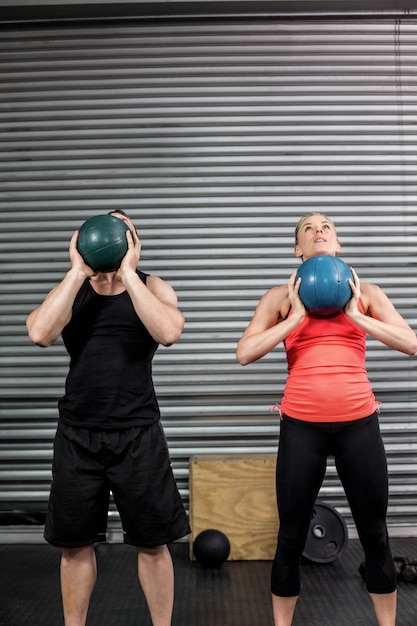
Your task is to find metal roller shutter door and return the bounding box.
[0,16,416,540]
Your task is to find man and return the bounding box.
[27,210,190,626]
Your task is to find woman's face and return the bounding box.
[294,215,340,261]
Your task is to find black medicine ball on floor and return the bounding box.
[193,529,231,568]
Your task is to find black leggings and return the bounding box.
[271,413,396,597]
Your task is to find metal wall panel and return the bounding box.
[0,16,416,541]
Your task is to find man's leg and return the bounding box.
[61,544,97,626]
[137,545,174,626]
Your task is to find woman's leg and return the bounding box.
[335,414,397,626]
[369,592,397,626]
[272,416,329,622]
[272,596,299,626]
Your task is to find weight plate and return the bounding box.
[302,502,348,564]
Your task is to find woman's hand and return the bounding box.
[288,270,306,321]
[344,267,361,317]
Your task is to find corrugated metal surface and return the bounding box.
[0,16,416,540]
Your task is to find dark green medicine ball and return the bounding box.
[77,214,130,272]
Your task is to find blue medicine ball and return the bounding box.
[296,255,353,316]
[77,214,130,272]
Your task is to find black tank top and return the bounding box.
[58,270,160,428]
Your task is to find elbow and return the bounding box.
[35,341,52,348]
[407,342,417,356]
[399,342,417,357]
[27,330,52,348]
[405,333,417,356]
[160,335,179,347]
[159,314,185,347]
[26,323,53,348]
[236,345,250,366]
[159,330,180,347]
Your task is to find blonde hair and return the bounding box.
[294,212,336,245]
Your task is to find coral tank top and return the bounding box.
[280,305,377,422]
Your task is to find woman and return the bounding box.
[236,213,417,626]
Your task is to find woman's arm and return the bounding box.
[236,271,306,365]
[345,269,417,356]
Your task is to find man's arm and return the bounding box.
[117,229,184,346]
[26,231,94,347]
[123,271,185,346]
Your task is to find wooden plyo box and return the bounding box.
[189,454,279,561]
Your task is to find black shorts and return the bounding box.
[44,421,191,548]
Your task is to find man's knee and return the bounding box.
[62,544,95,563]
[137,544,169,558]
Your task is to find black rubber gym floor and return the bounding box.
[0,538,416,626]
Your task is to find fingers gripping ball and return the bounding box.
[77,214,130,272]
[193,529,231,568]
[296,255,353,316]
